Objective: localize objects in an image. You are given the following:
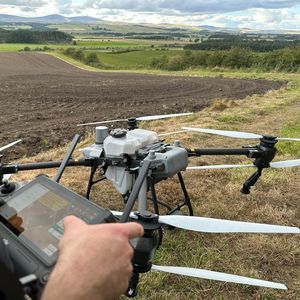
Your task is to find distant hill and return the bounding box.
[0,14,299,36]
[0,14,101,23]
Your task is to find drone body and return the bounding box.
[81,126,189,215]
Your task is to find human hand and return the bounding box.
[42,215,144,300]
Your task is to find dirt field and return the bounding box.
[0,52,285,159]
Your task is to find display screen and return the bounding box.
[0,181,100,264]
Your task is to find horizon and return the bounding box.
[0,1,300,30]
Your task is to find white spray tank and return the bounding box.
[104,128,158,195]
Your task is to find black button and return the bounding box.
[41,272,50,284]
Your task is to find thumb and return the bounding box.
[63,215,87,233]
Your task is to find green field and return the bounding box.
[0,24,32,30]
[76,39,151,48]
[0,38,181,53]
[0,43,70,52]
[95,49,183,68]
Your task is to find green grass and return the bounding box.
[216,114,249,124]
[277,121,300,156]
[95,49,183,68]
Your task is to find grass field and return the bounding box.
[76,39,150,48]
[94,49,183,68]
[11,68,300,299]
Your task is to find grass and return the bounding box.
[277,121,300,156]
[9,67,300,299]
[95,49,183,68]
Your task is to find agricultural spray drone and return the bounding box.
[0,112,299,299]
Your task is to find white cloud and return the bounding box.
[0,0,47,7]
[83,0,299,13]
[0,0,300,30]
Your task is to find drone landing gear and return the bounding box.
[86,163,106,199]
[149,172,193,217]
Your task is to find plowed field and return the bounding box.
[0,53,285,158]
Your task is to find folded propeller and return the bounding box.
[113,210,298,290]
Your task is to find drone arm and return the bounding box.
[186,148,254,157]
[1,159,93,175]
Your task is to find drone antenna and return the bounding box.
[54,134,81,183]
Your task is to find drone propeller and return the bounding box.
[181,127,300,142]
[111,211,300,234]
[151,264,287,290]
[0,139,22,152]
[187,159,300,170]
[77,113,193,127]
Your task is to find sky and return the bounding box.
[1,0,300,30]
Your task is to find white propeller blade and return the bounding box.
[277,137,300,142]
[77,113,193,127]
[158,215,300,234]
[111,211,300,234]
[151,265,287,290]
[0,139,22,152]
[77,119,127,126]
[187,160,300,171]
[182,127,300,142]
[137,113,193,121]
[182,127,262,139]
[271,159,300,168]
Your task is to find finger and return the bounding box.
[63,215,87,233]
[10,216,23,228]
[120,222,144,239]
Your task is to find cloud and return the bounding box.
[0,0,47,7]
[83,0,299,13]
[1,0,300,30]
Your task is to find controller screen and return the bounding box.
[1,183,98,259]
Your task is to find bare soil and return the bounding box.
[0,53,285,159]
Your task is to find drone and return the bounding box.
[0,112,299,299]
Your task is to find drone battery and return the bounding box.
[0,175,115,285]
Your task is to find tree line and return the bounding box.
[150,48,300,72]
[185,36,300,52]
[0,29,72,43]
[62,48,101,67]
